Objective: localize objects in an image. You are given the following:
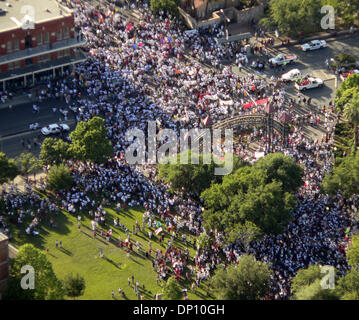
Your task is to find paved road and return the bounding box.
[0,99,76,158]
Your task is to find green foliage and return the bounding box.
[291,265,339,300]
[335,74,359,112]
[197,232,211,249]
[63,273,86,299]
[0,152,19,184]
[40,138,71,165]
[293,279,339,300]
[4,244,65,300]
[151,0,179,17]
[321,152,359,198]
[347,235,359,269]
[47,164,74,191]
[69,117,113,164]
[263,0,323,36]
[209,255,272,300]
[201,153,301,236]
[336,269,359,300]
[162,277,183,300]
[227,220,262,251]
[15,153,42,176]
[343,92,359,149]
[253,152,304,194]
[158,150,224,196]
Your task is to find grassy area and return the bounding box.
[10,200,211,300]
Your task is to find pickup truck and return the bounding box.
[294,77,324,91]
[269,54,298,66]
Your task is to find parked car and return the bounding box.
[294,77,324,91]
[281,68,302,82]
[269,53,298,66]
[301,40,327,51]
[41,123,70,135]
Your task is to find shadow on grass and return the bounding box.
[80,230,109,246]
[104,256,122,269]
[129,256,143,266]
[58,247,73,256]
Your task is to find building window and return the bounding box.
[64,49,70,57]
[14,39,19,51]
[38,54,50,63]
[37,33,43,45]
[7,41,12,53]
[57,50,63,59]
[8,62,13,70]
[14,60,20,69]
[44,32,49,44]
[64,27,69,39]
[57,29,62,41]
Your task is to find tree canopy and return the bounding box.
[201,153,302,236]
[321,151,359,198]
[335,74,359,112]
[69,116,113,164]
[63,273,86,299]
[162,277,183,300]
[291,265,339,300]
[209,255,272,300]
[47,164,74,191]
[4,244,65,300]
[39,138,71,165]
[15,153,42,176]
[0,152,19,184]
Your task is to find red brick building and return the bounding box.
[0,0,87,91]
[0,233,9,299]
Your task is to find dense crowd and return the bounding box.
[1,0,358,299]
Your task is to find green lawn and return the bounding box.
[10,201,210,300]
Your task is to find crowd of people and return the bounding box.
[1,0,358,299]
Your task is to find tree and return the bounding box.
[162,277,183,300]
[197,232,211,250]
[227,220,262,252]
[335,74,359,112]
[15,153,42,177]
[336,269,359,300]
[3,244,65,300]
[69,117,113,164]
[347,235,359,269]
[201,155,300,236]
[151,0,180,17]
[63,273,86,299]
[253,153,304,194]
[0,152,19,184]
[158,150,224,196]
[47,164,74,191]
[343,92,359,151]
[321,152,359,198]
[209,255,272,300]
[291,265,339,300]
[263,0,323,36]
[40,138,71,165]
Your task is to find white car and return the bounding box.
[269,53,298,66]
[41,123,70,135]
[281,69,302,82]
[294,77,324,91]
[301,40,327,51]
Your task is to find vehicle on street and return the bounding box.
[294,77,324,91]
[269,53,298,66]
[301,40,328,51]
[41,123,70,135]
[281,69,302,82]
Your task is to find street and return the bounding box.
[0,98,76,158]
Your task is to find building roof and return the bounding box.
[0,0,72,32]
